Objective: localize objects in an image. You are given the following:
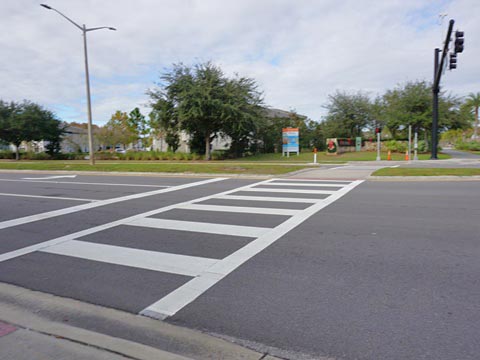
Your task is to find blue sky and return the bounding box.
[1,0,479,126]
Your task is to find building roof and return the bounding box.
[264,108,307,119]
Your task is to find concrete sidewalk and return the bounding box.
[0,283,279,360]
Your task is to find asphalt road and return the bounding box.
[0,171,479,359]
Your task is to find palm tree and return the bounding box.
[465,93,480,140]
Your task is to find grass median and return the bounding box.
[372,168,480,176]
[0,160,311,175]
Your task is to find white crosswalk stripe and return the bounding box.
[41,240,218,277]
[217,194,318,203]
[127,218,271,238]
[176,203,301,216]
[258,182,345,187]
[241,187,336,195]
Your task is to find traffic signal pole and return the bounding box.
[431,19,455,159]
[432,48,441,159]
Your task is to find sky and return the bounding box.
[1,0,479,126]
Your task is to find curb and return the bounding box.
[0,283,279,360]
[368,175,480,181]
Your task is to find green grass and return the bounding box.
[372,168,480,176]
[0,160,310,175]
[235,151,451,162]
[0,151,453,176]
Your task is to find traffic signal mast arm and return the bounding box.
[433,19,454,92]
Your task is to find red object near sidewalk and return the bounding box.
[0,321,17,337]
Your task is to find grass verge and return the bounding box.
[234,152,450,162]
[0,160,310,175]
[372,168,480,176]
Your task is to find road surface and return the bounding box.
[0,170,479,359]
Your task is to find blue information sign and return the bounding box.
[282,128,299,155]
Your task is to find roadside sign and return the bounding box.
[282,128,299,156]
[355,137,362,152]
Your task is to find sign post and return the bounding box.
[376,132,381,161]
[408,125,412,161]
[313,147,317,164]
[414,131,419,161]
[282,128,299,157]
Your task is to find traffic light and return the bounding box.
[449,53,457,70]
[375,127,381,134]
[454,31,464,53]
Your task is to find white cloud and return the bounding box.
[0,0,478,125]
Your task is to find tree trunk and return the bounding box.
[205,134,211,161]
[14,143,20,161]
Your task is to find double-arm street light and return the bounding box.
[40,4,116,165]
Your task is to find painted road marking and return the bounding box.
[176,204,300,216]
[328,166,348,171]
[260,182,345,188]
[243,187,336,195]
[271,179,352,183]
[141,180,364,319]
[218,194,318,203]
[0,178,172,188]
[0,192,98,202]
[0,178,273,262]
[0,177,364,321]
[0,177,226,230]
[22,175,77,180]
[41,240,217,277]
[127,218,270,238]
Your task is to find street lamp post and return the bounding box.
[40,4,116,165]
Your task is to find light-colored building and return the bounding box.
[151,131,230,153]
[61,125,89,153]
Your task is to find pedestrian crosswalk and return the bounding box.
[1,177,363,319]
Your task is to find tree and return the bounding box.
[379,81,472,150]
[255,110,313,153]
[465,93,480,139]
[104,111,137,149]
[41,114,67,156]
[219,76,264,157]
[149,98,181,152]
[148,62,263,160]
[0,100,65,159]
[128,107,148,149]
[381,81,431,139]
[322,91,374,138]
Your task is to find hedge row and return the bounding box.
[455,141,480,151]
[0,150,221,161]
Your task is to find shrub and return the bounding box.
[211,150,228,160]
[455,140,480,151]
[417,140,427,153]
[0,150,15,159]
[385,140,407,153]
[160,152,171,160]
